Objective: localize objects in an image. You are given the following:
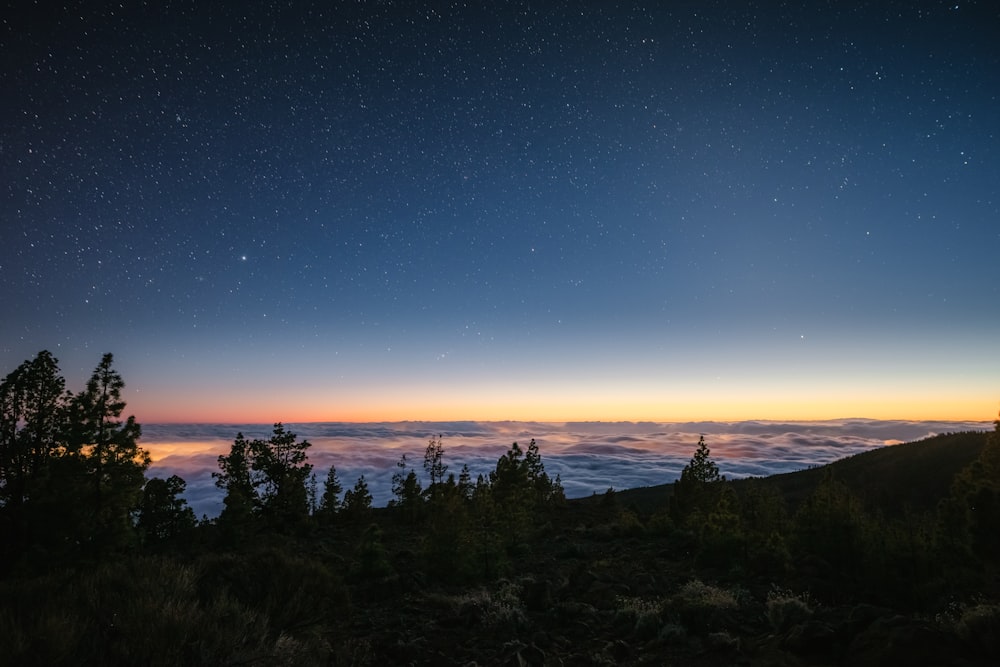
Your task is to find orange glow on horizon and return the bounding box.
[130,388,996,424]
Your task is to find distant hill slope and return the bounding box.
[596,430,990,516]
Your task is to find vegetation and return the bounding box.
[1,349,998,665]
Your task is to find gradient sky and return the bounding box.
[2,2,998,423]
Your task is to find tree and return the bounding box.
[213,424,313,532]
[315,463,343,525]
[214,432,257,537]
[0,351,70,569]
[670,436,725,527]
[490,440,528,509]
[457,464,474,500]
[250,423,313,528]
[0,351,67,511]
[64,353,149,553]
[484,439,562,546]
[525,438,557,505]
[423,434,448,490]
[390,454,423,522]
[137,475,196,547]
[342,475,373,522]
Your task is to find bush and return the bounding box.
[664,579,739,633]
[614,596,662,639]
[765,586,814,632]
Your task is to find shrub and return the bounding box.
[614,596,662,639]
[765,586,814,633]
[665,579,739,633]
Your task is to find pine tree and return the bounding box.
[214,432,257,537]
[670,436,725,527]
[391,454,423,522]
[342,475,373,522]
[250,423,313,528]
[0,351,67,511]
[64,353,149,554]
[457,463,473,500]
[423,434,448,492]
[137,475,196,547]
[0,351,70,568]
[315,463,343,524]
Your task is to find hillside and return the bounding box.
[2,427,997,666]
[603,430,990,517]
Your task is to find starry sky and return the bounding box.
[3,1,998,423]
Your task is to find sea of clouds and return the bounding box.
[142,419,990,519]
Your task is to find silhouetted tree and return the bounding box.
[390,454,423,522]
[670,436,725,527]
[471,473,503,578]
[214,433,257,540]
[137,475,196,547]
[64,353,149,554]
[0,351,67,510]
[314,463,343,525]
[457,463,473,500]
[250,423,313,529]
[0,351,69,569]
[213,424,313,533]
[423,434,448,493]
[342,475,373,522]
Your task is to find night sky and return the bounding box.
[3,1,998,423]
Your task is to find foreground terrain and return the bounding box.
[2,428,998,666]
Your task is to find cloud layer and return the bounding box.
[143,419,990,519]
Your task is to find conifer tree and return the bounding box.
[670,435,725,527]
[457,463,473,500]
[214,433,257,536]
[0,351,67,512]
[137,475,196,547]
[251,423,313,528]
[64,353,149,553]
[0,351,70,567]
[315,463,343,524]
[342,475,373,521]
[423,434,448,491]
[390,454,423,522]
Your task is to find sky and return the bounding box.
[2,1,999,424]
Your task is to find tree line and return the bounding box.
[662,427,1000,607]
[0,350,567,579]
[3,348,997,596]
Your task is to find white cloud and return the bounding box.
[144,419,990,519]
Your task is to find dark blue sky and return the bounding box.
[3,1,998,422]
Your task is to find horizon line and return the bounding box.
[138,416,994,425]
